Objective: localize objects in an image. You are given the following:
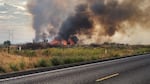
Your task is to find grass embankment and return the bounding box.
[0,47,150,74]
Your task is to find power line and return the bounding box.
[0,30,14,43]
[9,30,14,43]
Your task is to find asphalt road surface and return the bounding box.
[0,54,150,84]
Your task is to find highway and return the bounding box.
[0,54,150,84]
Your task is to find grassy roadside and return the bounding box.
[0,47,150,74]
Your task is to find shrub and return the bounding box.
[42,50,51,56]
[74,57,85,62]
[51,57,62,66]
[35,59,50,67]
[9,64,19,71]
[63,57,85,64]
[13,50,37,57]
[0,66,6,73]
[91,56,99,60]
[113,54,120,58]
[19,62,26,70]
[63,58,74,64]
[13,50,21,55]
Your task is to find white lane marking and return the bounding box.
[96,73,119,82]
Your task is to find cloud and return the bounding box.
[0,15,16,20]
[12,4,27,11]
[0,1,29,20]
[13,11,31,16]
[0,11,8,14]
[0,0,33,43]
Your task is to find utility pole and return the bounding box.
[9,30,14,44]
[7,30,13,53]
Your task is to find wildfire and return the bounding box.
[50,36,78,46]
[50,39,61,46]
[61,40,67,46]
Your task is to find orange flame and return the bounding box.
[50,38,76,46]
[50,39,61,45]
[68,38,75,45]
[61,40,67,46]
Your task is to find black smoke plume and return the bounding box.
[27,0,81,41]
[58,0,150,41]
[28,0,150,44]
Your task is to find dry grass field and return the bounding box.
[0,46,150,74]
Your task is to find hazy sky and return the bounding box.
[0,0,34,44]
[0,0,150,45]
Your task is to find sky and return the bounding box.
[0,0,150,45]
[0,0,34,44]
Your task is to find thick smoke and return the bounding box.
[28,0,150,44]
[27,0,84,41]
[58,4,93,40]
[58,0,150,42]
